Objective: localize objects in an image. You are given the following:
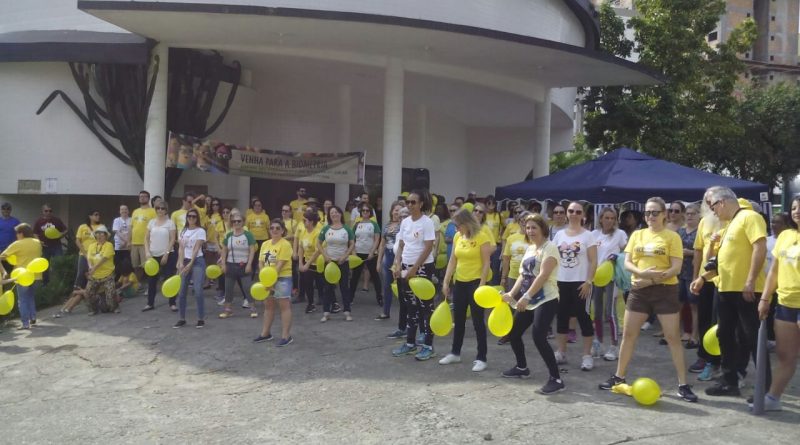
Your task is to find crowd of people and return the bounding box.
[0,185,798,411]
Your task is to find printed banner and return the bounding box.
[166,132,365,184]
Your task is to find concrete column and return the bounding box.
[143,44,169,197]
[382,58,404,224]
[237,176,251,213]
[335,84,352,208]
[417,104,427,167]
[533,89,551,178]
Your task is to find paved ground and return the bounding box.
[0,287,797,444]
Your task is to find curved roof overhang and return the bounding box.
[0,30,151,64]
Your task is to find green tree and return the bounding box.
[550,134,598,173]
[580,0,757,168]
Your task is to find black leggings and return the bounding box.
[350,253,383,303]
[696,282,720,364]
[323,261,350,313]
[556,281,594,337]
[451,279,488,361]
[300,266,324,306]
[397,262,435,346]
[509,299,560,379]
[147,253,176,307]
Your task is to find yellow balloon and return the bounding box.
[430,301,452,336]
[44,226,61,239]
[250,282,268,301]
[324,262,341,284]
[631,378,661,406]
[348,255,364,270]
[593,260,614,287]
[259,266,278,287]
[435,253,448,269]
[466,305,471,319]
[316,255,325,272]
[474,285,501,309]
[17,269,35,287]
[144,258,160,277]
[391,282,398,298]
[409,277,435,300]
[703,324,720,356]
[0,290,14,315]
[6,255,17,266]
[461,202,474,213]
[27,257,49,274]
[206,264,222,279]
[161,275,182,298]
[488,302,513,337]
[10,268,24,280]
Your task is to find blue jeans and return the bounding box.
[381,249,395,316]
[177,257,206,320]
[17,281,41,327]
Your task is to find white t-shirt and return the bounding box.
[353,220,381,254]
[398,215,436,265]
[592,229,628,263]
[112,216,131,251]
[147,218,176,257]
[553,229,596,282]
[518,241,560,308]
[180,227,206,259]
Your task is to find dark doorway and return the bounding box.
[250,179,335,218]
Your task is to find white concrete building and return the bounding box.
[0,0,657,226]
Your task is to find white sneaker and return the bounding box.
[641,321,652,331]
[581,354,594,371]
[555,350,567,365]
[438,353,462,365]
[591,339,603,358]
[472,360,488,372]
[603,345,618,361]
[242,300,251,309]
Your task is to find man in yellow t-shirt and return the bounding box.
[85,226,119,314]
[131,190,156,274]
[0,223,42,328]
[290,187,308,223]
[701,186,768,396]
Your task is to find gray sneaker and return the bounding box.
[414,345,435,361]
[392,343,418,357]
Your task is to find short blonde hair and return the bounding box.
[452,208,481,238]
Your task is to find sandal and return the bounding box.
[219,310,233,319]
[250,311,258,318]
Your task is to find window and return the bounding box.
[770,35,775,41]
[769,75,774,81]
[770,55,775,61]
[708,31,718,41]
[747,13,751,18]
[771,16,775,21]
[745,52,750,58]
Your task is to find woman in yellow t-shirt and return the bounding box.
[0,223,43,329]
[440,208,494,371]
[281,204,301,299]
[757,196,800,411]
[75,210,103,290]
[484,196,503,285]
[599,197,697,402]
[245,199,270,280]
[297,209,324,314]
[85,226,118,314]
[256,218,294,346]
[501,211,530,292]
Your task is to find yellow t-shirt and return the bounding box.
[246,212,271,241]
[480,225,496,245]
[773,229,800,308]
[484,212,502,244]
[693,217,724,285]
[284,219,300,241]
[171,209,188,234]
[503,233,530,280]
[502,221,521,243]
[2,237,43,281]
[131,207,156,245]
[297,224,322,263]
[717,209,766,292]
[453,230,492,282]
[625,228,683,286]
[195,205,209,228]
[259,238,293,277]
[290,198,307,222]
[76,223,102,254]
[86,241,115,280]
[208,213,224,245]
[438,219,451,254]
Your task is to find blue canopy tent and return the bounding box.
[495,148,769,204]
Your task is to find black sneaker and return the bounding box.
[173,320,186,329]
[540,377,565,395]
[688,358,706,373]
[331,302,342,313]
[705,381,741,397]
[502,367,530,379]
[196,320,205,329]
[305,304,316,314]
[599,374,626,390]
[678,384,699,402]
[253,334,274,343]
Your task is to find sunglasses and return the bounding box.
[644,210,662,217]
[567,209,583,215]
[709,200,722,210]
[361,208,371,212]
[553,210,565,214]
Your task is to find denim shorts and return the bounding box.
[273,277,292,298]
[775,303,800,323]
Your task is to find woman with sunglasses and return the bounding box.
[74,210,103,291]
[552,201,597,371]
[218,211,257,319]
[255,219,294,346]
[350,204,383,307]
[144,202,177,311]
[378,201,405,325]
[204,197,223,290]
[666,201,686,232]
[549,204,568,241]
[392,191,438,360]
[297,209,324,314]
[317,206,355,322]
[440,208,494,371]
[590,207,628,361]
[174,209,207,328]
[599,197,698,402]
[500,214,565,394]
[678,204,701,348]
[245,199,270,282]
[281,205,301,301]
[483,196,503,285]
